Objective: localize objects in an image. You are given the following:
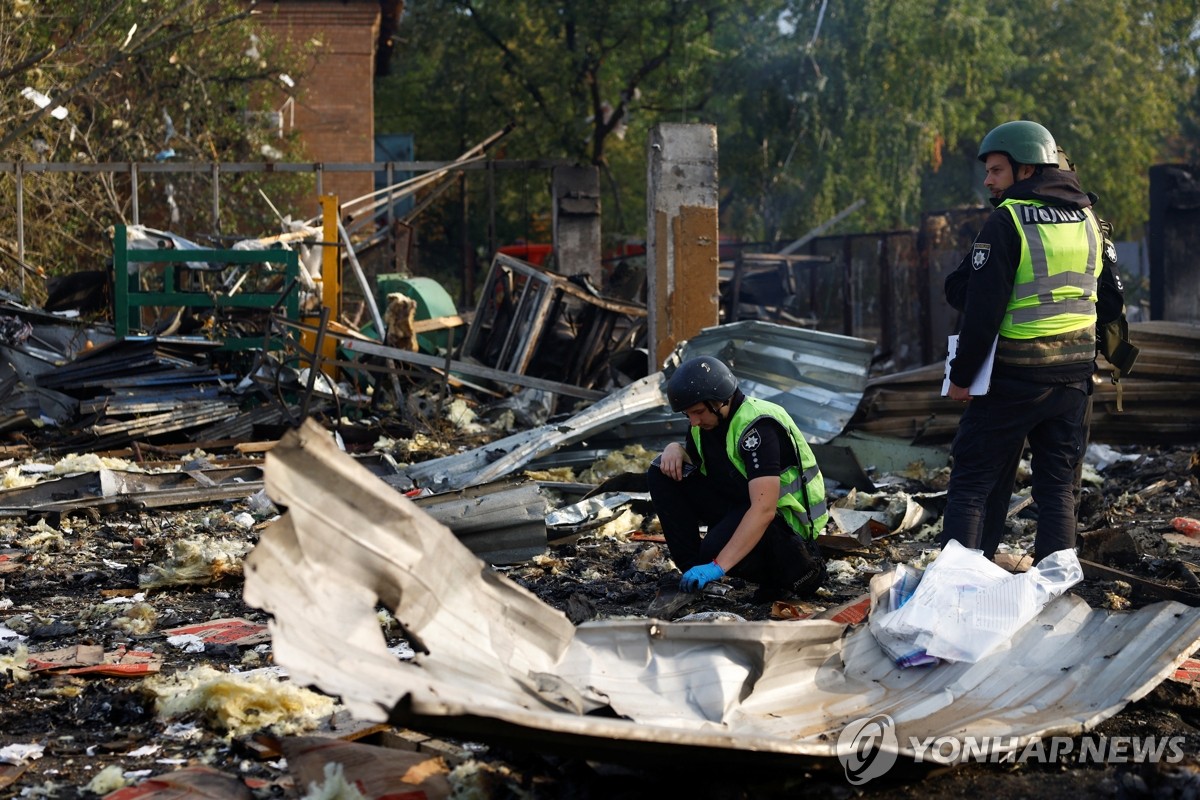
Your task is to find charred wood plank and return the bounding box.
[1079,558,1200,606]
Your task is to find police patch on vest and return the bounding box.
[1104,240,1117,264]
[971,243,991,270]
[740,428,761,452]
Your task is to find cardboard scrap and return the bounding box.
[71,646,162,677]
[815,593,872,625]
[280,736,452,800]
[237,710,390,760]
[25,644,106,672]
[1164,533,1200,550]
[770,594,872,624]
[102,765,251,800]
[769,600,813,620]
[101,588,143,599]
[0,764,26,791]
[27,644,163,677]
[162,618,270,647]
[0,551,23,574]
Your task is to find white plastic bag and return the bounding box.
[868,563,939,667]
[871,539,1082,664]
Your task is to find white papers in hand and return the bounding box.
[942,334,998,396]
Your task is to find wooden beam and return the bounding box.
[1079,558,1200,606]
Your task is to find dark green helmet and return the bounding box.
[978,121,1058,166]
[667,356,738,412]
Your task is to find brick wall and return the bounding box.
[255,1,381,207]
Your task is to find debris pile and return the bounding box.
[0,213,1198,798]
[0,389,1197,797]
[853,321,1200,444]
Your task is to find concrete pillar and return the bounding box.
[646,123,720,371]
[552,165,603,285]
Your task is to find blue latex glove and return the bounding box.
[680,561,725,592]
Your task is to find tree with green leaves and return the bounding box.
[982,0,1199,238]
[382,0,1198,256]
[711,0,1199,243]
[377,0,761,248]
[712,0,1020,244]
[0,0,308,301]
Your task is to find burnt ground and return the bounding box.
[1,440,1199,798]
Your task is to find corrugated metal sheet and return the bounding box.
[398,321,876,493]
[679,320,876,443]
[247,422,1200,766]
[392,372,669,492]
[853,321,1200,445]
[413,478,548,565]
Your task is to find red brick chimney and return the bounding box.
[254,1,390,207]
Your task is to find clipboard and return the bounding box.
[942,334,998,396]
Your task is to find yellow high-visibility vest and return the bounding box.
[690,397,829,539]
[997,199,1102,340]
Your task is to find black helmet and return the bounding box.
[978,120,1058,166]
[667,356,738,412]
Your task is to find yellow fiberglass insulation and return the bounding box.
[145,665,336,738]
[138,535,254,589]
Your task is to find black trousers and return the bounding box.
[646,465,820,593]
[941,377,1089,560]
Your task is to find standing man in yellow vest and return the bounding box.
[648,355,828,602]
[941,120,1103,562]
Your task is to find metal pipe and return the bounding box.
[386,161,395,230]
[130,162,140,224]
[487,159,496,258]
[337,217,405,405]
[211,162,220,234]
[386,161,395,265]
[300,305,331,422]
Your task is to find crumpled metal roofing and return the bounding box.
[246,422,1200,766]
[678,320,877,444]
[396,321,876,492]
[392,372,669,493]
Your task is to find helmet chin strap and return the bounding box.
[705,399,726,416]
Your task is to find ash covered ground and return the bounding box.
[1,438,1199,799]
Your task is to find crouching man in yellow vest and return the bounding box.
[647,355,829,603]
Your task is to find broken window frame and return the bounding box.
[460,253,648,393]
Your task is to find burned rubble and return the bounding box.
[0,412,1198,798]
[0,214,1198,799]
